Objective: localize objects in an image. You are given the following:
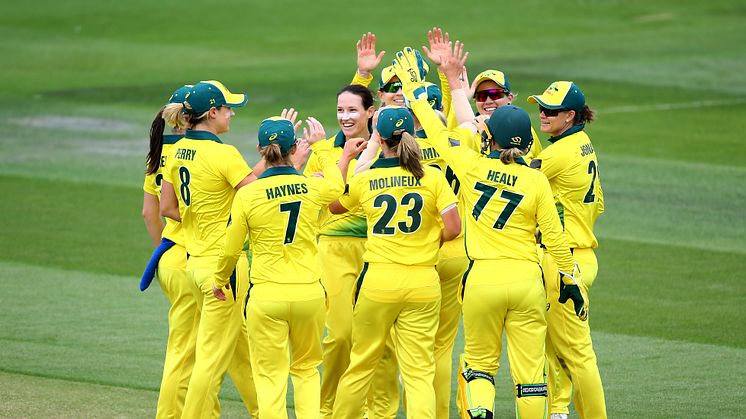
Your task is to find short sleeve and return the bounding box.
[143,172,157,195]
[535,146,570,181]
[431,169,458,213]
[222,145,252,187]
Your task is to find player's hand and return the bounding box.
[392,47,428,103]
[439,41,469,85]
[291,139,311,170]
[342,137,368,160]
[558,265,588,321]
[356,32,385,77]
[212,282,227,301]
[422,27,450,66]
[280,108,302,131]
[303,117,327,144]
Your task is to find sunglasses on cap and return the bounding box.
[381,81,403,93]
[474,89,508,102]
[538,105,568,117]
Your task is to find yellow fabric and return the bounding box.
[339,163,457,266]
[215,141,344,290]
[351,71,373,88]
[414,117,573,273]
[143,141,184,245]
[433,252,469,419]
[162,133,251,256]
[536,129,604,249]
[182,254,255,418]
[460,259,548,419]
[543,248,607,419]
[304,136,369,238]
[332,264,441,419]
[246,283,326,419]
[154,244,196,419]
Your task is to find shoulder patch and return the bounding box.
[448,137,461,147]
[530,159,542,169]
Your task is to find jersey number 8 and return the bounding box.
[178,166,191,206]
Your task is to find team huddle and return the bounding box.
[140,28,606,419]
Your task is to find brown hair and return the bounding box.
[573,105,595,124]
[146,107,166,175]
[260,143,294,166]
[383,132,424,179]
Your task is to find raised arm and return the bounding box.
[353,32,384,87]
[305,117,345,200]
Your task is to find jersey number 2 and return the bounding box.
[472,182,524,230]
[279,201,302,245]
[583,160,598,203]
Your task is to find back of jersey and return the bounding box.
[458,154,550,264]
[164,131,250,257]
[143,135,184,245]
[241,169,340,284]
[342,161,457,266]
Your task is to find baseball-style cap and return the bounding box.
[377,106,415,139]
[168,85,193,104]
[528,81,585,111]
[472,70,511,93]
[484,105,533,149]
[258,117,296,152]
[183,80,248,115]
[379,66,398,89]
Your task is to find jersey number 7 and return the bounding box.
[279,201,302,245]
[472,182,524,230]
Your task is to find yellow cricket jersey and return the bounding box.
[162,129,251,257]
[464,127,543,162]
[304,132,369,237]
[143,134,184,245]
[534,125,604,249]
[339,159,458,266]
[214,141,344,289]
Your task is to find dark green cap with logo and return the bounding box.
[258,117,296,152]
[484,105,534,149]
[377,106,415,140]
[183,80,248,115]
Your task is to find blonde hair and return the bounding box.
[498,147,527,164]
[162,102,209,130]
[260,143,293,166]
[384,132,424,179]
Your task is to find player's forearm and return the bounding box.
[315,145,345,197]
[159,181,181,222]
[142,193,164,246]
[353,135,381,175]
[214,231,246,288]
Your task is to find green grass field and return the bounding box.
[1,0,745,417]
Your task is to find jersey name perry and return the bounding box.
[175,148,197,160]
[486,170,518,187]
[266,183,309,200]
[369,175,422,191]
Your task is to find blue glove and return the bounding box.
[140,238,176,291]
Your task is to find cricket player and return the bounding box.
[212,116,344,418]
[141,85,197,418]
[528,81,607,419]
[329,106,461,419]
[159,80,259,418]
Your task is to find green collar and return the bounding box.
[163,134,183,145]
[486,150,527,166]
[333,130,346,148]
[258,166,300,179]
[185,129,222,143]
[415,129,427,139]
[370,157,400,168]
[548,123,585,144]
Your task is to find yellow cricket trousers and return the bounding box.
[181,254,257,418]
[318,237,399,419]
[433,239,468,419]
[543,248,607,419]
[155,244,197,419]
[459,259,548,419]
[332,263,441,419]
[246,282,326,419]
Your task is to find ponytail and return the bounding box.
[499,147,526,165]
[384,132,424,179]
[573,105,595,124]
[162,102,210,130]
[146,108,166,175]
[259,143,294,166]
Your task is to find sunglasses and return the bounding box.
[381,81,403,93]
[474,89,508,102]
[538,105,567,117]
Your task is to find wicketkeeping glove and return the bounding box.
[558,264,588,321]
[392,47,429,103]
